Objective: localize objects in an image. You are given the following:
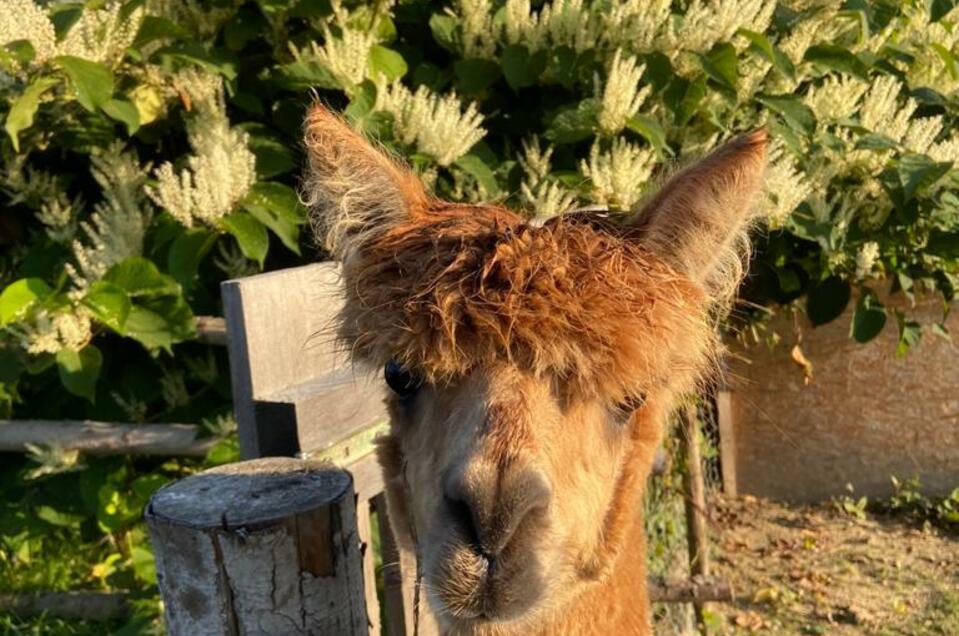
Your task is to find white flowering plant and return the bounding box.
[1,0,959,626]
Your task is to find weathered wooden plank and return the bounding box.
[356,501,381,635]
[648,577,734,603]
[0,420,215,456]
[221,263,387,459]
[195,315,227,346]
[680,405,711,632]
[146,458,368,636]
[374,494,416,636]
[257,368,387,457]
[715,390,738,496]
[0,591,129,621]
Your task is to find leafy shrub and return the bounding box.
[1,0,958,616]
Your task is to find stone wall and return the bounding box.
[725,292,959,502]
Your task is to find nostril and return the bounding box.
[443,491,481,547]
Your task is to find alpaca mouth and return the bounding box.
[431,541,543,622]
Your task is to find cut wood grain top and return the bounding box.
[146,457,352,530]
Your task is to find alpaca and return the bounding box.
[303,104,766,635]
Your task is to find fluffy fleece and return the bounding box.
[303,104,718,403]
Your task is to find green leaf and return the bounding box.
[168,228,218,290]
[81,281,131,332]
[35,505,86,528]
[131,544,156,585]
[755,93,816,135]
[0,278,52,325]
[4,40,36,66]
[344,80,377,122]
[154,44,237,81]
[855,133,898,151]
[804,44,870,79]
[0,280,51,331]
[454,58,500,95]
[56,345,102,402]
[101,98,140,135]
[894,154,953,203]
[237,123,296,178]
[501,45,547,90]
[927,231,959,258]
[850,292,887,343]
[243,182,307,255]
[894,310,922,357]
[454,154,499,195]
[626,115,671,156]
[123,296,195,351]
[55,56,114,112]
[205,436,240,466]
[429,14,457,51]
[699,43,738,91]
[131,474,170,500]
[103,258,180,298]
[738,29,795,80]
[545,99,599,144]
[368,45,407,81]
[663,75,707,126]
[132,16,190,49]
[4,77,59,152]
[220,211,268,266]
[806,276,850,326]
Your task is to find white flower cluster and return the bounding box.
[68,146,152,288]
[860,76,917,143]
[458,0,497,59]
[376,81,486,166]
[0,0,143,71]
[886,4,959,96]
[58,1,144,67]
[148,0,238,39]
[290,26,377,93]
[854,241,880,280]
[763,142,811,228]
[579,138,656,210]
[673,0,775,53]
[927,133,959,164]
[148,71,257,227]
[0,0,56,66]
[461,0,771,57]
[517,138,577,219]
[595,50,649,136]
[804,75,867,123]
[10,307,93,355]
[38,192,82,244]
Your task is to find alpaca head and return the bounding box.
[304,105,766,632]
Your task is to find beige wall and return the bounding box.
[726,292,959,503]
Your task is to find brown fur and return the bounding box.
[303,104,766,635]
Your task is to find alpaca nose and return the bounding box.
[443,467,551,557]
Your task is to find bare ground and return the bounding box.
[703,495,959,635]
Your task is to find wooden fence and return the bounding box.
[142,263,731,635]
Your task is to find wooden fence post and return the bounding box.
[681,404,711,632]
[145,457,368,635]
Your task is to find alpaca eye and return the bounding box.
[614,393,647,419]
[384,360,422,398]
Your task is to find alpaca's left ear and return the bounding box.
[633,129,767,298]
[303,104,427,262]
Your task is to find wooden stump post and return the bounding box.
[681,404,711,632]
[145,457,369,636]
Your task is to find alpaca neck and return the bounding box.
[532,509,651,636]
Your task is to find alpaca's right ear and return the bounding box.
[303,104,427,261]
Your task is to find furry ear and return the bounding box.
[633,129,767,301]
[303,103,427,261]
